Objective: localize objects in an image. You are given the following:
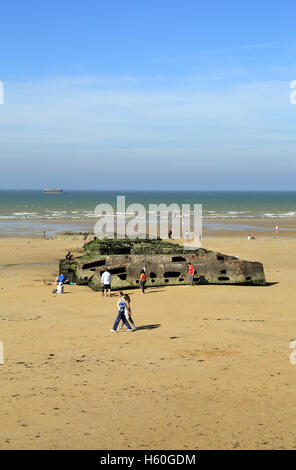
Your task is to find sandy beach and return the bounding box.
[1,223,296,449]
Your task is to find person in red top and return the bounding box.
[188,263,195,286]
[139,269,147,293]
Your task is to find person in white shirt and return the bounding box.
[101,269,111,297]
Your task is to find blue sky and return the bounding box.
[0,0,296,189]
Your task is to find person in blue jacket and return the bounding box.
[56,273,66,284]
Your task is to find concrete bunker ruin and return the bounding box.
[59,238,266,291]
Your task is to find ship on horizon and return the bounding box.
[43,189,63,194]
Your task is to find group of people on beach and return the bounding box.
[102,262,195,332]
[101,267,147,297]
[56,256,195,333]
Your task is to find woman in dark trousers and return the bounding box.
[110,292,133,332]
[139,269,147,293]
[118,294,136,330]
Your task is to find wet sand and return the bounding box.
[1,225,296,449]
[1,217,295,238]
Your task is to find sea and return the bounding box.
[0,190,295,236]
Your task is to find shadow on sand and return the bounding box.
[135,323,161,331]
[144,290,166,294]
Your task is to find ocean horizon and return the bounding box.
[0,190,295,221]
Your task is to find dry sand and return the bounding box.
[1,226,296,450]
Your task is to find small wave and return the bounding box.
[13,212,38,215]
[264,212,296,218]
[226,211,249,215]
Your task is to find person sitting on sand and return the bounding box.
[65,251,73,260]
[52,276,65,294]
[56,273,66,284]
[118,294,136,330]
[56,282,64,294]
[110,292,133,333]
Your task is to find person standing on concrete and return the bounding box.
[139,269,147,293]
[101,268,111,297]
[187,262,195,286]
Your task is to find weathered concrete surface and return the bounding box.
[53,232,95,241]
[59,239,266,290]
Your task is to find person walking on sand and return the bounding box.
[110,292,133,332]
[188,262,195,286]
[101,268,111,297]
[119,294,136,330]
[139,269,147,294]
